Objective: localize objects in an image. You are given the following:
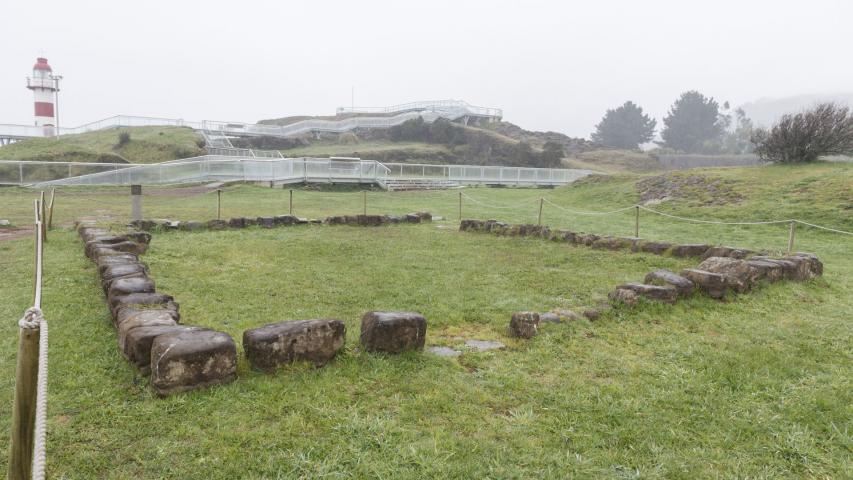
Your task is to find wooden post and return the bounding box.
[7,205,42,480]
[787,221,796,254]
[39,192,47,243]
[131,185,142,221]
[217,189,222,220]
[363,191,367,216]
[537,198,544,226]
[459,191,462,221]
[47,189,56,230]
[634,205,640,238]
[6,327,39,480]
[289,189,293,215]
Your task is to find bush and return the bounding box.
[751,103,853,163]
[116,131,131,148]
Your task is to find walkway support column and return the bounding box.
[131,185,142,221]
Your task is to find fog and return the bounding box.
[1,0,851,137]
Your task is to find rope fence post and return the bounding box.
[788,221,796,254]
[39,192,47,243]
[217,189,222,220]
[363,191,367,216]
[46,189,56,231]
[7,200,45,480]
[459,191,462,221]
[289,189,293,215]
[537,197,544,226]
[634,205,640,238]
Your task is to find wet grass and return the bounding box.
[0,162,851,478]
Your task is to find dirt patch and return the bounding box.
[636,173,744,206]
[0,226,33,242]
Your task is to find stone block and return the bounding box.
[256,217,276,228]
[179,221,204,231]
[243,319,346,371]
[644,269,694,297]
[109,293,179,318]
[608,288,638,307]
[591,236,631,250]
[638,241,673,255]
[123,325,209,375]
[228,217,249,228]
[404,214,422,223]
[150,330,237,397]
[95,253,139,269]
[670,244,711,258]
[117,310,179,353]
[360,311,427,353]
[128,219,158,231]
[114,306,180,327]
[701,246,754,260]
[509,312,540,338]
[207,219,228,230]
[613,283,678,304]
[680,269,730,299]
[107,276,155,299]
[274,215,300,226]
[100,262,149,282]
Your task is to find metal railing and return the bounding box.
[8,156,593,188]
[0,161,135,185]
[0,100,502,141]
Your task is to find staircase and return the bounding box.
[381,178,461,191]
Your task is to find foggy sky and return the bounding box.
[1,0,851,138]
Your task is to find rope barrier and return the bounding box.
[542,198,637,216]
[460,192,538,210]
[636,205,794,226]
[793,220,853,236]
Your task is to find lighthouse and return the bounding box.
[26,57,60,135]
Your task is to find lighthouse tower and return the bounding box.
[26,57,58,133]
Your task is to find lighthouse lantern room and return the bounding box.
[26,57,59,133]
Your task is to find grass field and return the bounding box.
[0,162,851,478]
[0,127,204,164]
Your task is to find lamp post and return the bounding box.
[50,75,63,138]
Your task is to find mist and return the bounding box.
[1,0,851,137]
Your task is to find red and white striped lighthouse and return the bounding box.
[26,57,59,132]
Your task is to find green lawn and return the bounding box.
[0,127,204,164]
[0,162,851,478]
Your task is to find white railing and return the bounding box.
[6,156,592,188]
[0,160,135,185]
[0,100,502,141]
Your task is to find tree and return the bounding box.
[591,101,656,149]
[751,102,853,163]
[538,141,564,168]
[659,91,725,153]
[720,108,754,154]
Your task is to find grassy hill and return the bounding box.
[0,126,204,164]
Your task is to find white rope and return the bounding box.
[31,314,48,480]
[542,198,636,216]
[637,205,794,226]
[794,220,853,236]
[460,192,536,210]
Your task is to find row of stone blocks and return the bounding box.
[460,219,759,259]
[128,212,433,233]
[79,223,429,395]
[78,223,238,397]
[609,253,824,307]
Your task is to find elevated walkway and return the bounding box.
[0,100,502,143]
[0,156,593,189]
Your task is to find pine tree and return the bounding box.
[591,101,656,149]
[659,91,724,153]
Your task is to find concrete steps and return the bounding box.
[382,178,460,191]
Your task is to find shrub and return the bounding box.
[116,131,131,148]
[751,103,853,163]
